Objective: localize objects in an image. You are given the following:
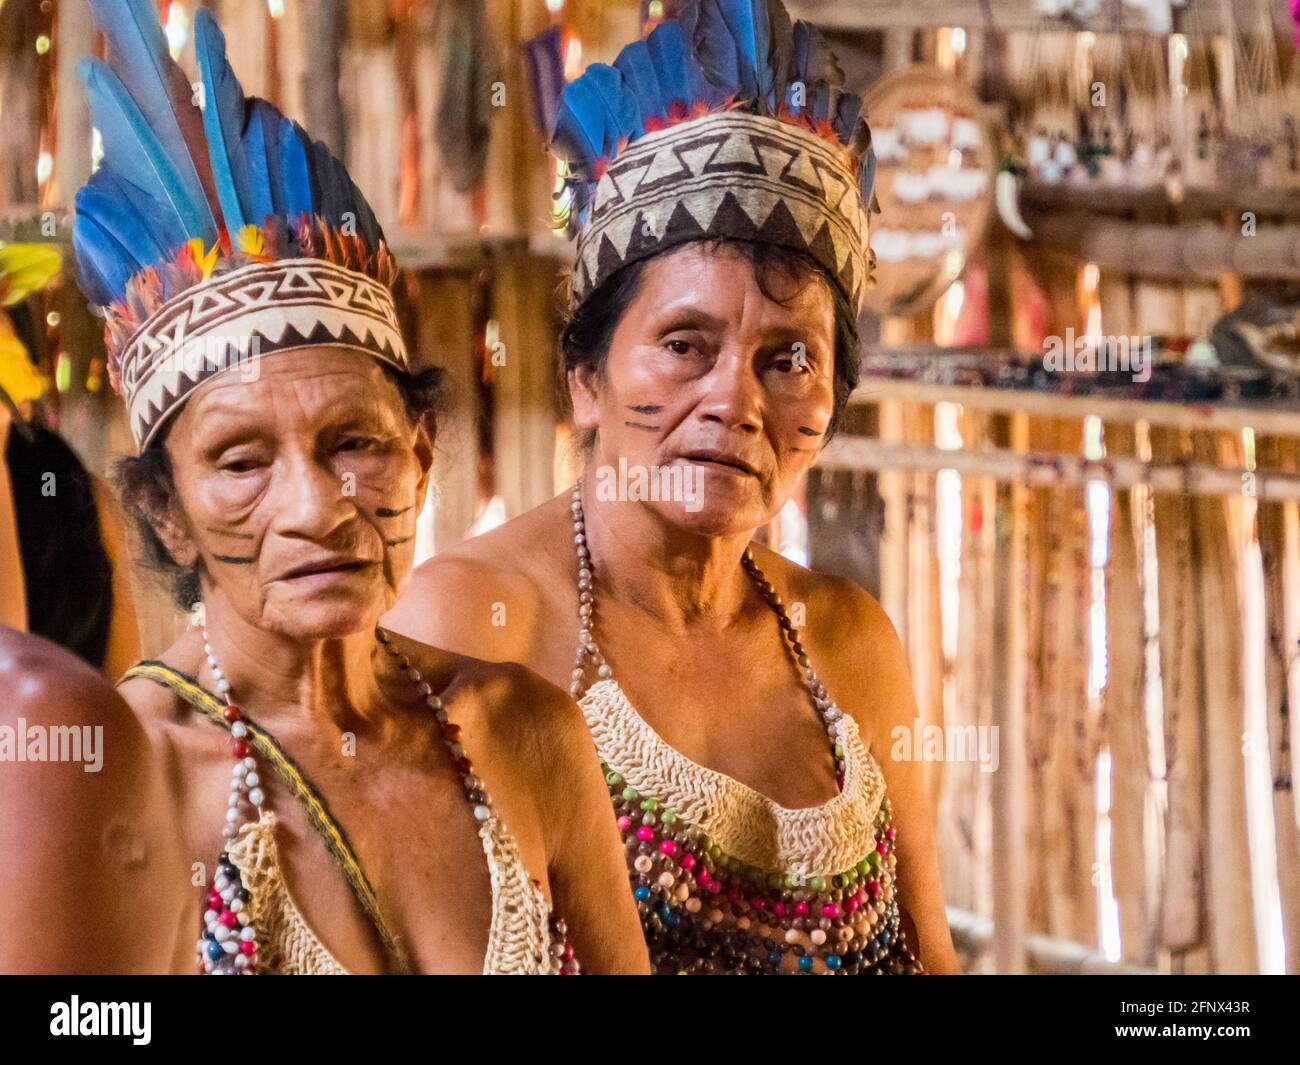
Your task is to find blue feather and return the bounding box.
[276,117,315,220]
[86,0,216,234]
[553,66,638,169]
[835,93,862,141]
[79,58,217,242]
[239,101,276,228]
[194,9,253,234]
[613,41,665,127]
[717,0,769,100]
[75,172,177,268]
[347,179,383,249]
[686,0,742,98]
[553,89,608,168]
[645,21,693,112]
[583,65,641,145]
[613,39,665,129]
[72,213,139,305]
[308,138,353,228]
[860,141,877,209]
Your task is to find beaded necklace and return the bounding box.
[567,483,924,974]
[567,484,846,784]
[191,618,578,974]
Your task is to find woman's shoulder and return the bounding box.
[746,543,915,747]
[0,628,187,971]
[385,493,574,660]
[0,626,134,733]
[747,541,900,644]
[376,627,597,825]
[114,629,211,734]
[379,626,583,748]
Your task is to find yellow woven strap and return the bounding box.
[122,660,413,974]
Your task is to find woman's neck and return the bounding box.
[192,589,385,733]
[576,468,755,634]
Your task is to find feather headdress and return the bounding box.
[72,0,406,449]
[548,0,877,313]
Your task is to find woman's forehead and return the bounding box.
[637,244,834,321]
[178,351,399,431]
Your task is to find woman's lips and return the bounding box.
[679,451,760,477]
[276,559,378,584]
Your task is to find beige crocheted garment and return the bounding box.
[226,808,560,975]
[579,679,887,881]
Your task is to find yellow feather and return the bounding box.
[0,243,62,306]
[0,332,45,406]
[236,225,264,256]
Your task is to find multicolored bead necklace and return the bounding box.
[196,624,263,974]
[568,483,924,975]
[194,617,579,975]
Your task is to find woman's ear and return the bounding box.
[143,475,199,568]
[568,364,601,430]
[411,412,436,501]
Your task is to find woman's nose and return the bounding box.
[272,452,355,539]
[696,353,763,433]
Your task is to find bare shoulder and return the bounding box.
[379,626,590,770]
[0,628,185,971]
[0,626,146,748]
[747,544,916,745]
[385,494,572,662]
[114,630,209,738]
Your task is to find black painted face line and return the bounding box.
[384,535,414,547]
[376,505,414,517]
[204,527,255,539]
[212,554,256,564]
[627,404,663,415]
[798,426,822,437]
[625,421,661,432]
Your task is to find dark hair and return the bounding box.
[559,238,860,452]
[116,359,447,610]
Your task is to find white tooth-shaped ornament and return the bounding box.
[996,170,1033,240]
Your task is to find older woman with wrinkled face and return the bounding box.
[1,342,647,974]
[391,0,963,974]
[0,0,648,975]
[389,238,961,975]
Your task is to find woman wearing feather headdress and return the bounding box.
[0,0,646,975]
[389,0,960,974]
[0,241,140,677]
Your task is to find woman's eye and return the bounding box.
[338,436,377,452]
[774,350,812,373]
[219,456,262,474]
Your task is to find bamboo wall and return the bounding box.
[812,399,1300,974]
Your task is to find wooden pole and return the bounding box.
[991,412,1029,973]
[490,245,559,518]
[818,436,1300,501]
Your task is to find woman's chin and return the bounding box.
[261,584,383,640]
[650,498,772,540]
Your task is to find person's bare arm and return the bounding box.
[0,627,186,972]
[522,675,649,974]
[385,554,537,666]
[819,577,963,975]
[89,473,141,679]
